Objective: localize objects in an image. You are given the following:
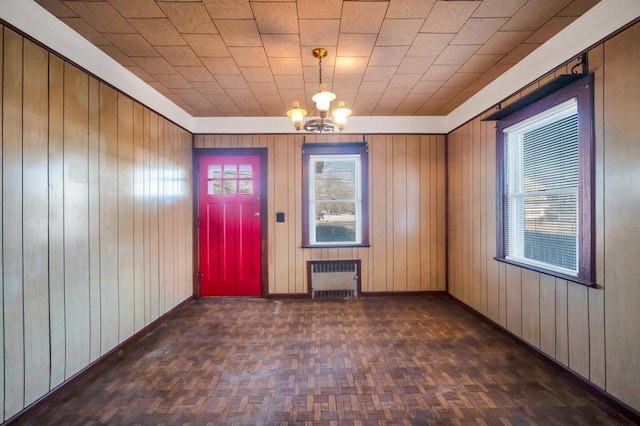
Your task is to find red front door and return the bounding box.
[199,155,262,296]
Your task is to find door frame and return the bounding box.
[193,148,268,298]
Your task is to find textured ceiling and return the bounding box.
[35,0,600,118]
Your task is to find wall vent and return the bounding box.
[307,260,360,299]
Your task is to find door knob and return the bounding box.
[254,212,260,217]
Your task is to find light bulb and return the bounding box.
[312,90,336,112]
[286,101,307,131]
[332,101,352,131]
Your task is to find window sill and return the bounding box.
[493,257,597,288]
[302,244,370,249]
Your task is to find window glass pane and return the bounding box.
[224,181,237,194]
[208,180,222,195]
[223,164,237,178]
[239,164,252,178]
[239,180,252,195]
[314,203,356,242]
[208,165,222,179]
[523,193,577,271]
[523,114,578,192]
[313,160,355,201]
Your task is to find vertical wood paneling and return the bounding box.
[603,23,640,410]
[48,53,66,389]
[477,120,487,314]
[266,135,276,294]
[2,28,24,418]
[539,274,556,357]
[460,126,470,303]
[273,136,289,293]
[406,136,420,291]
[63,63,91,377]
[485,120,499,322]
[162,121,175,310]
[521,269,540,348]
[588,288,605,388]
[88,77,101,363]
[392,136,407,291]
[555,279,569,366]
[118,94,135,342]
[287,136,297,293]
[447,131,460,298]
[505,264,522,337]
[498,263,507,327]
[143,109,152,322]
[435,136,446,291]
[294,138,304,294]
[99,83,119,353]
[419,136,431,291]
[0,27,193,421]
[471,119,481,310]
[22,39,50,405]
[157,121,166,311]
[133,102,145,332]
[567,283,589,378]
[370,135,387,292]
[148,112,160,320]
[385,136,394,291]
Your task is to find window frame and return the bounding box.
[495,73,595,286]
[302,142,369,248]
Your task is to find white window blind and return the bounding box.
[503,98,579,276]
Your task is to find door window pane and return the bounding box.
[208,165,222,179]
[208,180,222,195]
[239,180,253,195]
[239,164,252,178]
[224,181,237,194]
[224,164,237,178]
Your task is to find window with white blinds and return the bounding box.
[504,99,578,275]
[495,73,595,286]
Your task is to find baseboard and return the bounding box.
[446,294,640,424]
[266,293,310,299]
[359,290,448,297]
[5,296,194,425]
[266,290,448,299]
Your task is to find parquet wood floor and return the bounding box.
[16,295,633,425]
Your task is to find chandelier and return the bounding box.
[286,48,352,132]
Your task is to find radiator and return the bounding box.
[308,260,360,298]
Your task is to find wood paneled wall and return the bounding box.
[0,26,193,422]
[194,133,447,295]
[447,22,640,413]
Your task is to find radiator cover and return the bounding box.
[307,260,361,298]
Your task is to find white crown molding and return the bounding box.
[191,115,449,135]
[1,0,638,135]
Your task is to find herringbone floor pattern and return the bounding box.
[17,295,633,425]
